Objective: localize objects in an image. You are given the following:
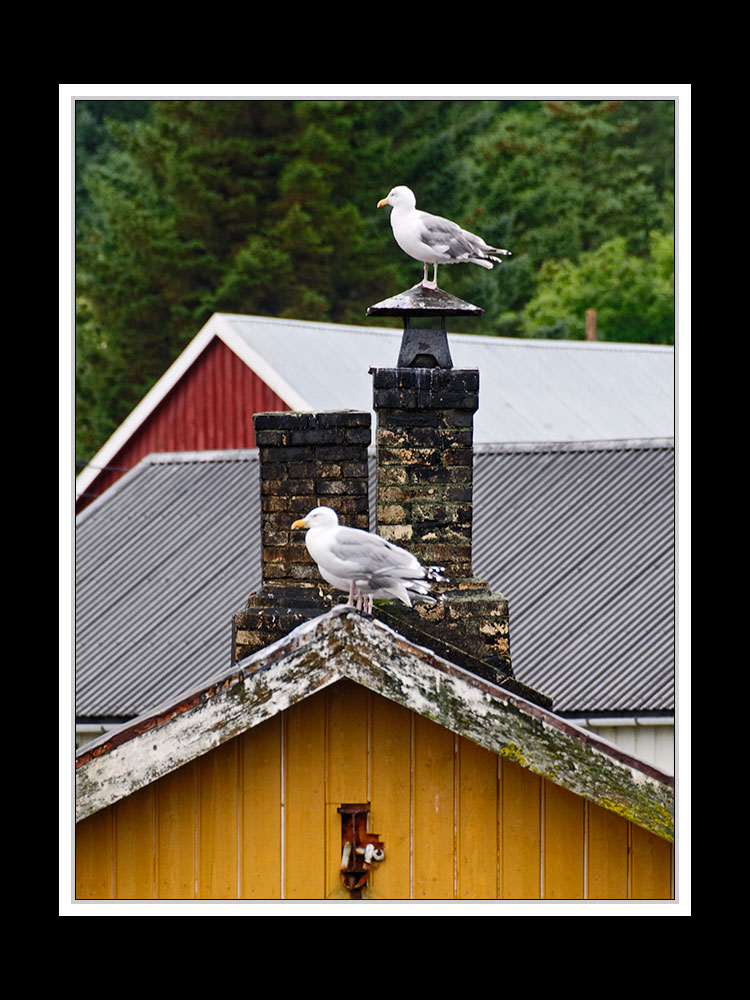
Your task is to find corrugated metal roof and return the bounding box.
[76,312,674,505]
[472,439,675,712]
[75,440,674,719]
[215,313,674,443]
[75,451,262,717]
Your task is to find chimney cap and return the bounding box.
[366,285,484,318]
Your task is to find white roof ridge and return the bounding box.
[219,312,674,351]
[76,311,675,501]
[146,448,259,464]
[474,437,675,453]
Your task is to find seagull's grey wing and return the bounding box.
[418,213,479,259]
[420,212,510,261]
[329,527,417,569]
[420,214,489,260]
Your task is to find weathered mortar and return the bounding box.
[370,365,517,688]
[371,367,478,580]
[232,410,370,662]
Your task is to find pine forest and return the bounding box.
[75,98,676,470]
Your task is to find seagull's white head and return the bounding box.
[377,185,416,210]
[291,506,340,531]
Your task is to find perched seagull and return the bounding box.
[377,185,511,289]
[292,506,445,614]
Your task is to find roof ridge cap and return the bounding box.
[474,437,675,454]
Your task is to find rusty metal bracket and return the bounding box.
[338,803,385,898]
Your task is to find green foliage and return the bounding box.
[520,231,674,343]
[458,100,674,332]
[75,98,675,468]
[75,295,130,467]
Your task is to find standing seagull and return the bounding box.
[377,185,511,289]
[292,506,445,614]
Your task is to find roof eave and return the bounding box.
[74,314,312,500]
[75,609,674,841]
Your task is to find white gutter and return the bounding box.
[565,716,674,728]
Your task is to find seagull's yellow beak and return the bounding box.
[377,197,389,208]
[291,518,308,530]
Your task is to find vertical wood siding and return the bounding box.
[75,680,673,900]
[77,337,289,511]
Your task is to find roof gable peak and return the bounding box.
[76,607,673,840]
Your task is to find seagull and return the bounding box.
[377,185,511,289]
[291,506,445,614]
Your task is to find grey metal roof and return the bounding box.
[472,439,675,712]
[216,313,675,443]
[75,439,674,719]
[75,313,675,504]
[75,451,262,717]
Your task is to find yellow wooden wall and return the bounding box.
[75,679,673,900]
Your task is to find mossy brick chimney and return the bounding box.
[371,366,478,581]
[232,410,370,662]
[366,286,522,692]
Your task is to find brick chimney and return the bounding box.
[232,289,551,708]
[232,410,370,662]
[366,287,518,690]
[371,367,477,582]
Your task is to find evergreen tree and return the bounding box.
[75,98,676,468]
[460,99,674,335]
[75,99,399,465]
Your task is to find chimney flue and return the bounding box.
[255,410,370,590]
[232,410,371,663]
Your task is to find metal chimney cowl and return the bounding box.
[366,284,484,370]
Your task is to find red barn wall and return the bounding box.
[77,336,290,512]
